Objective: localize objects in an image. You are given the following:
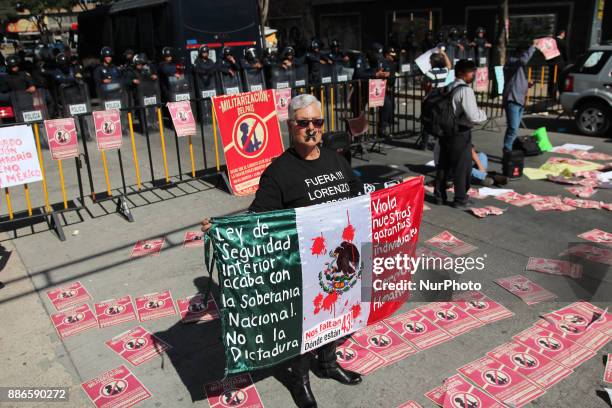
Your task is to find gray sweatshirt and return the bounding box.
[503,46,536,106]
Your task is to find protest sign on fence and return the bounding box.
[206,178,424,373]
[167,101,196,137]
[93,110,123,151]
[274,88,292,121]
[368,79,386,107]
[212,90,285,196]
[44,118,79,160]
[535,37,561,60]
[475,67,489,93]
[0,125,43,188]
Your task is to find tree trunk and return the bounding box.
[259,0,268,26]
[495,0,508,66]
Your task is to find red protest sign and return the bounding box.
[535,37,561,60]
[46,281,92,311]
[167,101,196,137]
[0,125,43,188]
[274,88,292,121]
[105,326,171,366]
[212,90,284,195]
[93,110,122,151]
[135,290,176,322]
[81,365,151,408]
[44,118,79,160]
[475,67,489,93]
[51,304,98,339]
[368,79,386,107]
[94,296,136,328]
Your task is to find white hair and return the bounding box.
[288,94,321,121]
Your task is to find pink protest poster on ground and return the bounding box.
[384,310,452,350]
[335,338,386,375]
[475,67,489,92]
[177,294,219,323]
[92,110,123,151]
[130,238,165,257]
[274,88,292,121]
[46,281,92,311]
[135,290,176,322]
[452,291,514,324]
[457,356,545,407]
[81,365,151,408]
[351,321,418,365]
[204,374,264,408]
[94,296,136,328]
[44,118,79,160]
[368,79,386,107]
[51,304,98,339]
[487,341,573,389]
[167,101,196,137]
[535,37,561,60]
[426,374,506,408]
[537,307,611,352]
[183,231,205,248]
[106,326,171,366]
[415,302,483,336]
[0,125,43,188]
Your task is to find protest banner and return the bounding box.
[106,326,171,366]
[94,296,136,328]
[368,79,386,107]
[205,178,424,373]
[92,110,122,151]
[46,281,92,311]
[475,67,489,93]
[44,118,79,160]
[167,101,196,137]
[0,125,43,188]
[274,88,292,121]
[535,37,561,60]
[212,90,285,196]
[81,365,151,408]
[51,304,98,339]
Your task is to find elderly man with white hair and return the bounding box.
[202,94,363,407]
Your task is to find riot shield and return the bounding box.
[167,75,194,102]
[195,72,218,100]
[242,67,265,92]
[269,66,292,90]
[135,77,161,108]
[220,72,242,95]
[58,81,91,117]
[320,64,335,86]
[98,82,128,111]
[334,65,354,83]
[10,89,48,123]
[293,65,308,88]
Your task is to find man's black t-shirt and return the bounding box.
[249,147,362,212]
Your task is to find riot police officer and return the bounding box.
[157,46,181,102]
[471,27,492,67]
[459,29,473,60]
[446,27,463,63]
[380,46,397,139]
[329,39,350,66]
[217,47,240,78]
[194,45,218,93]
[241,47,263,70]
[125,53,159,131]
[121,49,134,70]
[52,53,82,86]
[93,47,122,89]
[305,38,332,85]
[0,55,36,94]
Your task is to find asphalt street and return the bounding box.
[0,113,611,408]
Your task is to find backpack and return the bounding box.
[421,84,467,139]
[512,135,542,156]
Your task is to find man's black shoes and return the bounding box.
[315,363,362,385]
[289,374,317,408]
[452,199,474,210]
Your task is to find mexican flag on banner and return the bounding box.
[205,177,424,374]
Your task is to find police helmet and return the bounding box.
[330,39,340,49]
[222,46,232,57]
[310,38,321,50]
[132,53,147,65]
[245,47,257,60]
[56,53,68,65]
[6,55,19,68]
[161,47,173,58]
[282,46,295,58]
[449,27,459,37]
[476,27,486,35]
[100,46,113,58]
[199,44,209,55]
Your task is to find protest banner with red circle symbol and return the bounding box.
[81,365,151,408]
[368,79,386,107]
[204,374,263,408]
[212,90,284,195]
[167,101,196,137]
[50,304,98,339]
[135,290,176,322]
[475,67,489,93]
[105,326,171,366]
[92,110,123,151]
[46,281,92,311]
[44,118,79,160]
[94,295,136,328]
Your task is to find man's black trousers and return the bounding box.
[434,129,472,204]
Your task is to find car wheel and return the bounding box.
[575,101,610,136]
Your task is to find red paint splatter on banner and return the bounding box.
[313,293,324,314]
[321,291,339,314]
[351,304,361,319]
[342,210,355,241]
[311,234,326,256]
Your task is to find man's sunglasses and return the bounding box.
[294,118,324,128]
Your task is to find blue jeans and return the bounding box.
[504,101,524,152]
[471,152,488,181]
